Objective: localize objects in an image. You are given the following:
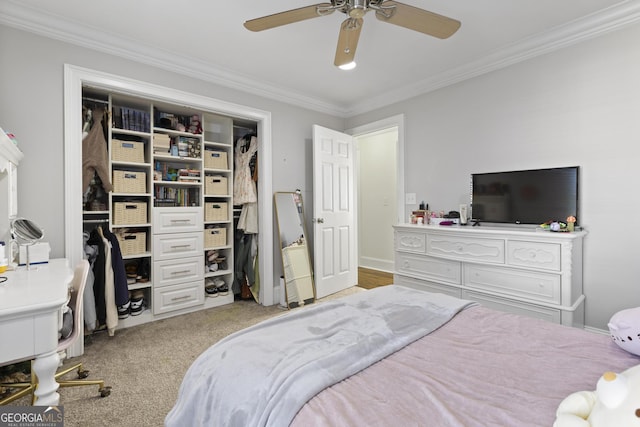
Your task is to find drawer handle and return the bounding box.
[170,219,191,223]
[171,295,190,302]
[403,260,410,268]
[170,244,191,249]
[171,270,191,275]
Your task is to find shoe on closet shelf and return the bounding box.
[129,290,144,316]
[117,301,130,319]
[214,278,229,296]
[205,278,219,298]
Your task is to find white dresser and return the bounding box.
[393,224,586,327]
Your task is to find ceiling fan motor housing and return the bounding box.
[348,0,368,18]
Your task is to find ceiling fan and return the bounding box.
[244,0,461,68]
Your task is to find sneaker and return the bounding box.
[130,291,144,316]
[205,285,219,298]
[214,278,229,296]
[117,301,130,319]
[205,278,219,298]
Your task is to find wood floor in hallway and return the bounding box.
[357,267,393,290]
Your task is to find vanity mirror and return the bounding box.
[274,191,315,309]
[11,217,44,270]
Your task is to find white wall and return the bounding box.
[357,129,397,272]
[0,24,343,293]
[347,22,640,330]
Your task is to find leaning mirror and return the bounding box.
[274,191,315,309]
[10,217,44,270]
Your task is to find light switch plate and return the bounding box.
[405,193,416,204]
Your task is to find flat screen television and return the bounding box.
[471,166,579,225]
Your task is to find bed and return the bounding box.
[165,285,639,427]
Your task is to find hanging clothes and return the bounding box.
[100,228,118,337]
[102,228,130,307]
[82,232,98,332]
[82,108,113,193]
[87,228,107,326]
[233,136,258,204]
[233,231,256,295]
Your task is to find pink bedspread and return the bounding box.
[292,305,639,427]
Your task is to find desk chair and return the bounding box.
[0,260,111,405]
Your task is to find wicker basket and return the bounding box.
[205,202,228,221]
[117,231,147,256]
[204,175,228,195]
[113,170,147,193]
[113,202,148,225]
[112,139,145,163]
[204,150,228,170]
[205,227,227,248]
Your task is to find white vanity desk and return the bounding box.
[0,259,73,405]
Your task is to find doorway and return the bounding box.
[349,114,404,276]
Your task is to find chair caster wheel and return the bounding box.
[77,369,89,379]
[99,386,112,397]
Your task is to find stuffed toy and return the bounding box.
[188,114,202,135]
[554,364,640,426]
[609,307,640,356]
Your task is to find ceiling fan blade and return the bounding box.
[334,18,363,66]
[375,1,460,39]
[244,3,334,32]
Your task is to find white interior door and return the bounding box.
[312,125,357,298]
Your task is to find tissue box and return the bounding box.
[18,242,51,265]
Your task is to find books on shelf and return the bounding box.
[113,106,150,132]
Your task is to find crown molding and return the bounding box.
[0,1,347,116]
[2,1,640,118]
[346,1,640,116]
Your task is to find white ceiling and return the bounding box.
[2,0,640,116]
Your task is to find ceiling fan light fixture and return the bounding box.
[338,61,357,70]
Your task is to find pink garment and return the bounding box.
[82,108,112,192]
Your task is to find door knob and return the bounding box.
[314,218,324,223]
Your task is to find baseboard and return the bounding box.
[359,257,393,273]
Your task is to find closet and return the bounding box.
[80,85,260,332]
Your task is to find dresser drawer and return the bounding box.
[507,240,561,271]
[462,290,561,324]
[394,275,462,298]
[153,256,204,288]
[427,235,504,264]
[153,232,204,260]
[153,281,204,315]
[153,207,203,234]
[463,264,561,304]
[395,230,427,254]
[395,252,461,285]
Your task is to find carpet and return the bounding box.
[6,286,365,426]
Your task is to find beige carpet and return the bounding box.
[7,286,365,426]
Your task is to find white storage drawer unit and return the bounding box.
[153,256,205,288]
[152,207,204,315]
[153,207,203,234]
[153,281,205,315]
[153,232,204,261]
[393,224,585,327]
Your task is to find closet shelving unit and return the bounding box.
[110,94,154,328]
[202,113,234,308]
[82,87,246,330]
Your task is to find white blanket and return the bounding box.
[165,285,476,427]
